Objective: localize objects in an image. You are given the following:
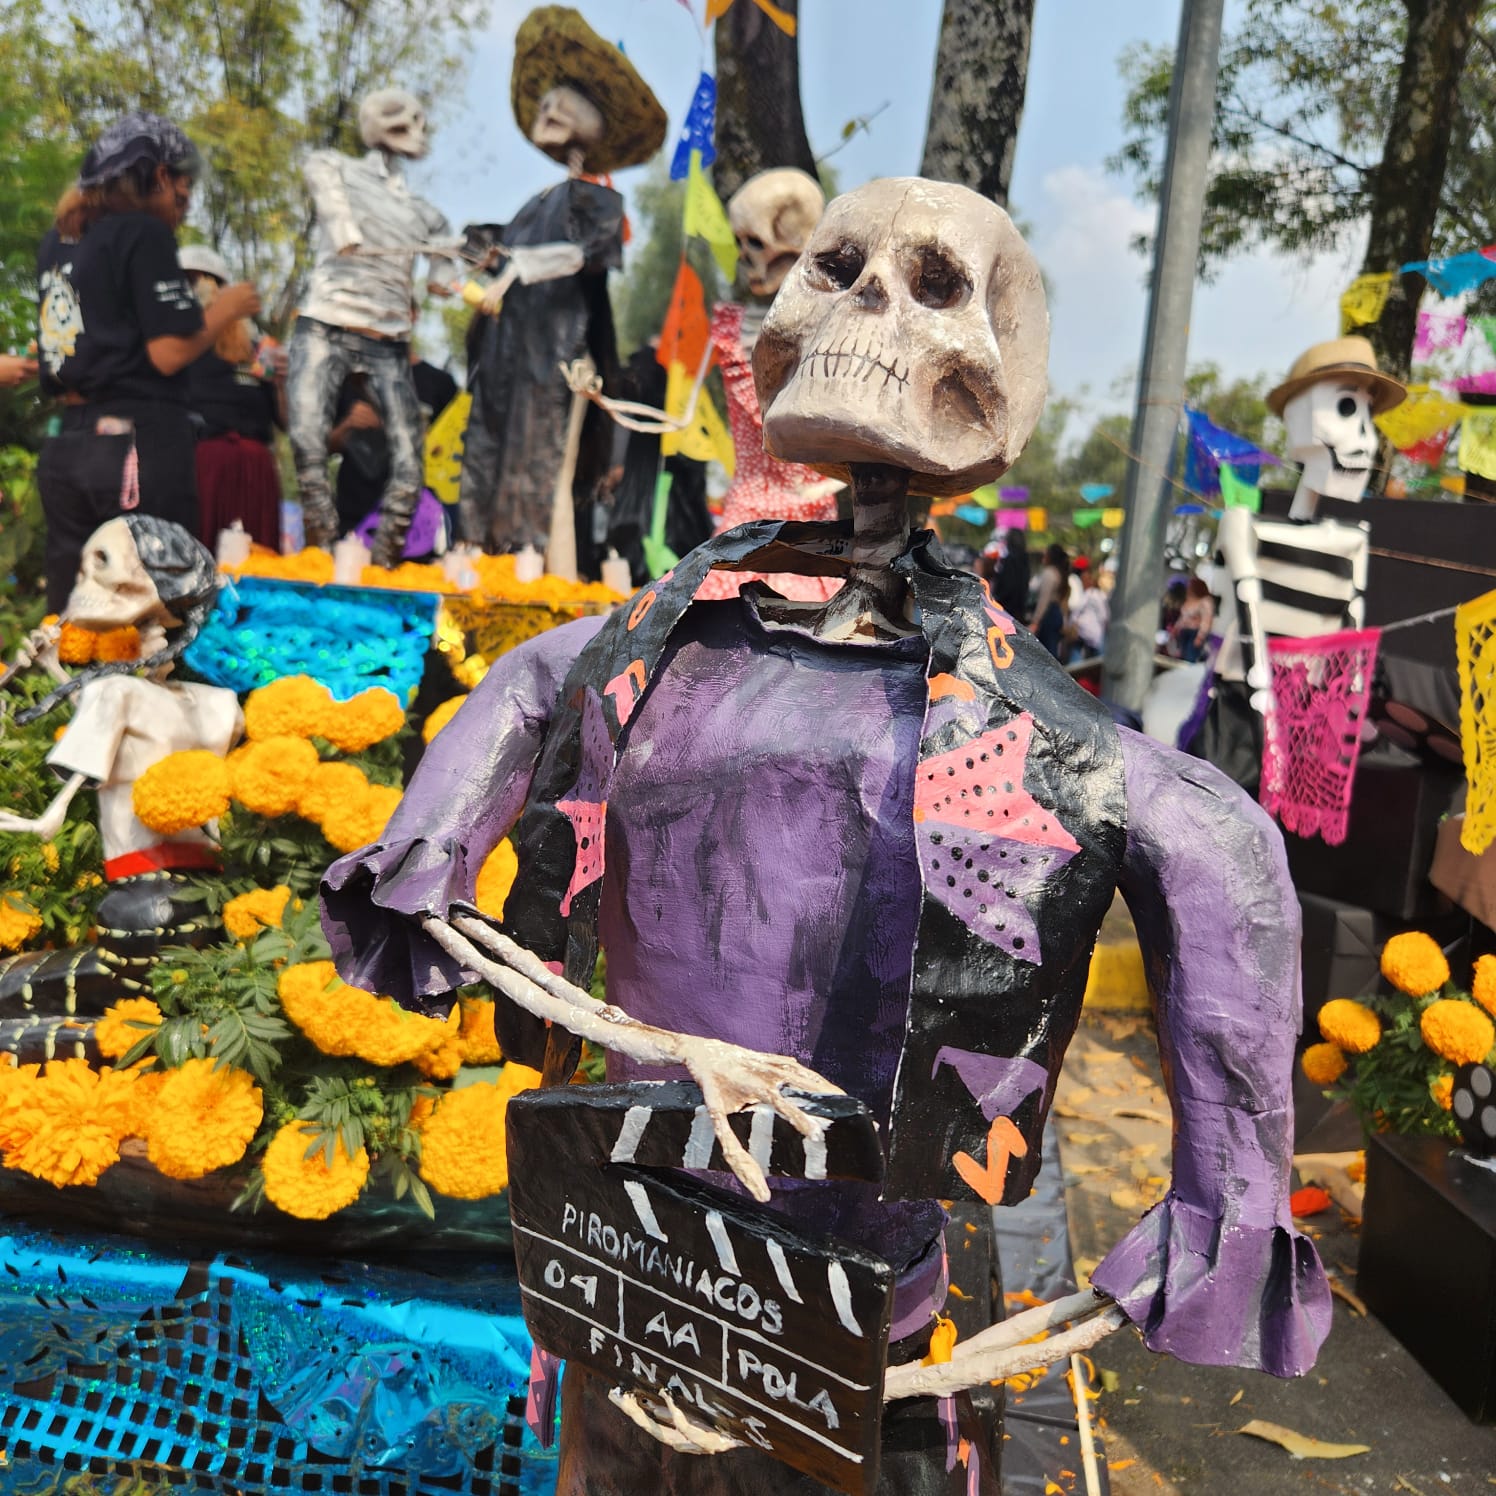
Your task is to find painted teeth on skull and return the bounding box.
[796,333,909,391]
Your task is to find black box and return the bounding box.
[1284,751,1463,921]
[1359,1134,1496,1423]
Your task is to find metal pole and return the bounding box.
[1102,0,1225,713]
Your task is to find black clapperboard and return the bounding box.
[506,1082,894,1494]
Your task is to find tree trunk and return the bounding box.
[1361,0,1483,381]
[919,0,1036,206]
[712,0,816,203]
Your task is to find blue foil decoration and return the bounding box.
[184,577,441,703]
[670,73,718,180]
[0,1224,558,1495]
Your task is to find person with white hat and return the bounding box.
[180,245,286,550]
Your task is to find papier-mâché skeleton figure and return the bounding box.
[456,6,666,559]
[288,87,456,567]
[696,167,846,604]
[0,516,240,1056]
[325,179,1329,1495]
[1201,336,1405,791]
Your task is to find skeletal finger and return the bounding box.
[607,1388,710,1454]
[664,1395,742,1454]
[700,1089,770,1202]
[766,1089,828,1144]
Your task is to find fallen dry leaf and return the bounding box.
[1064,1085,1094,1106]
[1054,1103,1104,1122]
[1236,1420,1370,1460]
[1328,1277,1368,1318]
[1229,1389,1243,1406]
[1113,1107,1169,1124]
[1066,1131,1110,1146]
[1109,1187,1144,1210]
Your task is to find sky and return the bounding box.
[412,0,1362,435]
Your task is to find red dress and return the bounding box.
[693,302,842,602]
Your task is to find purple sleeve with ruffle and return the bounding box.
[320,614,606,1013]
[1090,727,1332,1377]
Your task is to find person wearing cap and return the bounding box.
[34,112,262,609]
[457,5,667,558]
[180,245,285,551]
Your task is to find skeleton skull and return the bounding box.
[65,519,171,631]
[359,89,430,160]
[530,85,604,163]
[728,169,825,298]
[1283,380,1377,503]
[753,178,1049,497]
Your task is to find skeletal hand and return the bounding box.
[608,1388,743,1455]
[0,806,63,839]
[479,284,505,316]
[662,1034,841,1203]
[9,626,65,685]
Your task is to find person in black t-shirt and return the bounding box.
[34,112,262,608]
[180,245,286,551]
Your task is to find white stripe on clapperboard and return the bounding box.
[515,1224,867,1464]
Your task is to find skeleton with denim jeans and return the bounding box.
[287,90,455,565]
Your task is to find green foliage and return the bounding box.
[0,0,491,333]
[1112,0,1496,277]
[0,446,47,617]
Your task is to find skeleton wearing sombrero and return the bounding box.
[456,6,667,558]
[1200,337,1405,792]
[326,180,1330,1493]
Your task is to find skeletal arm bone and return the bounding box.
[422,913,840,1203]
[0,773,87,840]
[608,1388,744,1455]
[1216,507,1274,715]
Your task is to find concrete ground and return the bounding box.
[1057,1006,1496,1495]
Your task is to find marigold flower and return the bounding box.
[244,674,333,741]
[132,750,232,835]
[1420,999,1496,1067]
[0,894,42,953]
[474,839,518,921]
[422,695,468,744]
[319,687,406,753]
[144,1058,263,1180]
[1300,1042,1347,1087]
[1473,955,1496,1019]
[416,1063,541,1199]
[1380,931,1451,998]
[1317,998,1381,1055]
[95,996,163,1060]
[39,843,59,874]
[229,735,320,818]
[1430,1073,1455,1111]
[296,761,369,828]
[56,622,96,665]
[1,1058,137,1187]
[321,783,402,855]
[413,1033,464,1080]
[0,1058,39,1152]
[94,626,141,662]
[458,996,503,1066]
[222,885,292,940]
[277,960,458,1066]
[262,1120,369,1219]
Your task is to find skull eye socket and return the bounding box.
[743,235,765,252]
[908,247,971,311]
[808,241,866,293]
[1336,395,1358,419]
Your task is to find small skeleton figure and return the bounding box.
[1202,337,1404,791]
[327,180,1329,1494]
[0,517,240,1050]
[696,167,845,604]
[457,6,666,558]
[288,87,455,566]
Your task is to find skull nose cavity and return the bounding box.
[853,275,888,312]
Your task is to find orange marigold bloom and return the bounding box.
[223,885,292,940]
[319,688,406,753]
[474,839,518,921]
[422,695,468,744]
[296,761,370,829]
[1379,931,1450,998]
[1300,1043,1347,1087]
[229,735,320,818]
[1420,999,1496,1067]
[1,1058,137,1187]
[262,1121,368,1219]
[416,1062,542,1199]
[1473,955,1496,1019]
[244,674,333,741]
[277,960,457,1065]
[145,1058,263,1180]
[95,997,163,1060]
[1430,1074,1455,1111]
[94,626,141,662]
[56,622,97,665]
[1317,999,1381,1055]
[458,996,503,1066]
[321,783,402,855]
[0,894,43,953]
[132,750,232,835]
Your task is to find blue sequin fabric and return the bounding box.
[183,578,440,702]
[0,1226,557,1496]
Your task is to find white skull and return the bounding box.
[359,89,429,159]
[530,86,604,164]
[65,518,165,630]
[1283,379,1377,502]
[753,178,1049,498]
[728,169,825,298]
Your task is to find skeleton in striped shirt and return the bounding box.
[1215,339,1404,716]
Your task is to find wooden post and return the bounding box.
[545,356,593,582]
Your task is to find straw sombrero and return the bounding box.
[1266,336,1406,417]
[511,7,667,174]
